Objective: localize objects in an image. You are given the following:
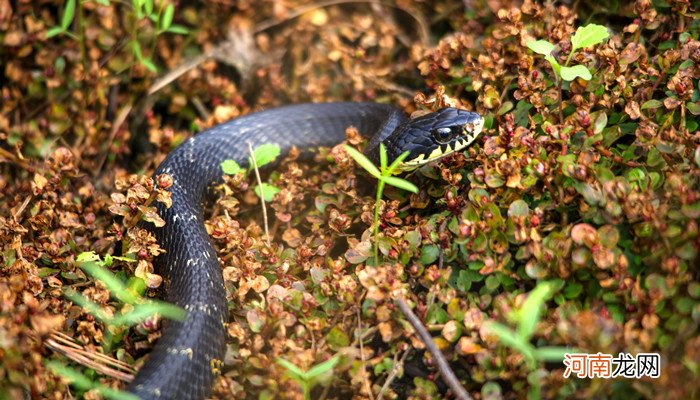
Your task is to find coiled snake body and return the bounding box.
[129,102,483,399]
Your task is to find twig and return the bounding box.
[395,296,472,400]
[0,146,30,170]
[376,348,410,400]
[247,142,271,246]
[45,331,136,382]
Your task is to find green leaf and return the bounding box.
[305,356,340,381]
[46,362,140,400]
[141,58,157,72]
[497,101,514,116]
[161,3,174,31]
[276,358,307,380]
[560,65,592,81]
[94,0,110,5]
[533,346,572,362]
[592,111,608,134]
[143,0,153,17]
[686,102,700,116]
[249,143,281,168]
[641,99,663,110]
[131,41,143,60]
[386,150,412,176]
[133,0,145,18]
[45,362,94,393]
[111,302,186,326]
[344,145,380,178]
[508,199,529,218]
[166,24,189,35]
[254,183,280,202]
[325,327,349,350]
[526,40,555,56]
[381,176,418,193]
[221,159,243,175]
[544,55,561,77]
[79,261,137,304]
[420,244,440,265]
[570,24,609,52]
[517,281,557,340]
[379,143,388,169]
[61,0,76,30]
[77,251,101,263]
[483,321,536,367]
[64,291,111,323]
[45,26,65,38]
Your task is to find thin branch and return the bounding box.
[0,146,30,170]
[395,296,472,400]
[376,348,410,400]
[247,142,271,246]
[45,331,136,382]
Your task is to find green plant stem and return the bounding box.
[373,179,385,264]
[303,383,310,400]
[557,79,563,123]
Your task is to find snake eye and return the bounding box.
[433,127,453,143]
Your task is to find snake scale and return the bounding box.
[128,102,483,399]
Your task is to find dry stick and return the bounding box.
[50,332,135,372]
[46,332,136,382]
[376,348,410,400]
[395,296,472,400]
[0,146,30,170]
[247,142,271,246]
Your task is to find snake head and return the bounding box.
[387,108,484,171]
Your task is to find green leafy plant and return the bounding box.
[482,281,573,400]
[526,24,609,82]
[343,143,418,263]
[46,0,189,72]
[68,252,186,350]
[46,361,139,400]
[49,252,185,399]
[221,143,283,202]
[276,356,340,400]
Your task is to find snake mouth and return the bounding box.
[397,115,484,171]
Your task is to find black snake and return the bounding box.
[129,102,483,399]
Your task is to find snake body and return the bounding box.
[128,102,483,399]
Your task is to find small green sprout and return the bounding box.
[276,356,340,400]
[46,0,189,73]
[343,143,418,263]
[527,24,609,82]
[69,252,186,346]
[221,143,282,202]
[50,252,186,399]
[482,281,573,400]
[46,361,139,400]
